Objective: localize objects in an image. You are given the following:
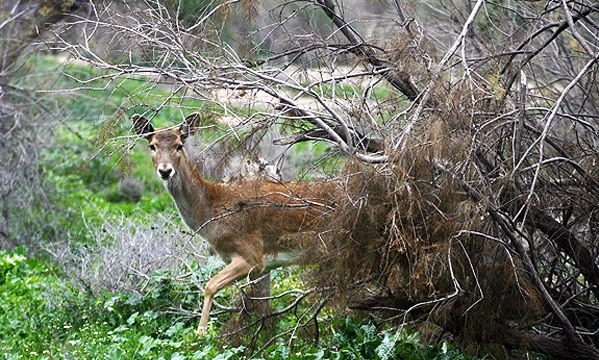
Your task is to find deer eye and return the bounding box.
[176,144,184,152]
[149,144,156,151]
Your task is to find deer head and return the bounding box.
[132,113,202,181]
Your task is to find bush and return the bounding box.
[46,214,200,294]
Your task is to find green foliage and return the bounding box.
[303,318,469,360]
[0,248,472,359]
[0,247,72,357]
[0,249,205,359]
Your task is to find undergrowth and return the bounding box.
[0,248,470,359]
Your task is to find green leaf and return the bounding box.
[126,311,139,325]
[441,341,449,354]
[376,331,397,360]
[171,352,186,360]
[138,335,156,356]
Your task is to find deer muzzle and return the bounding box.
[157,164,175,180]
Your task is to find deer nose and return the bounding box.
[158,168,173,180]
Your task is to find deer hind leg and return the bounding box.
[197,254,261,334]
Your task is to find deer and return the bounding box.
[132,113,337,334]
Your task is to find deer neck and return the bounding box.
[165,155,214,236]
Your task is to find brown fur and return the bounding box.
[132,113,337,333]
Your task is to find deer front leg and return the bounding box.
[197,254,258,334]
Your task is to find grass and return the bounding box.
[310,82,397,102]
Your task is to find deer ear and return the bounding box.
[180,113,201,140]
[132,114,155,139]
